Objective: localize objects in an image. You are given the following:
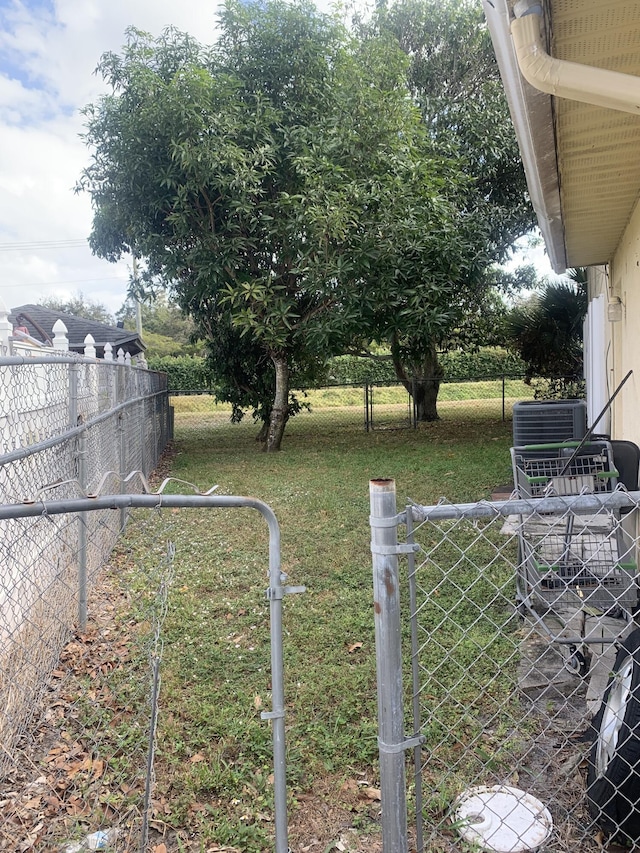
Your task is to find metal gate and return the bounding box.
[370,479,640,852]
[0,490,297,853]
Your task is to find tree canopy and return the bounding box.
[79,0,489,448]
[506,270,588,386]
[344,0,535,419]
[78,0,537,445]
[38,293,115,325]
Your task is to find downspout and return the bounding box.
[511,2,640,115]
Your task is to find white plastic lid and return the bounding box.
[452,785,552,852]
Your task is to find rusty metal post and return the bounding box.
[370,478,408,853]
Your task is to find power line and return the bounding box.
[0,239,90,252]
[0,275,127,288]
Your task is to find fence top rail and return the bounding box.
[0,354,97,366]
[0,355,164,373]
[403,489,640,523]
[0,491,277,523]
[0,388,168,469]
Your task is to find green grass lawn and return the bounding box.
[116,397,519,850]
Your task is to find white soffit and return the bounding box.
[552,0,640,267]
[485,0,640,272]
[483,0,567,272]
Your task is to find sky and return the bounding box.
[0,0,227,317]
[0,0,553,323]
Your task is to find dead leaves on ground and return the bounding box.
[0,587,144,851]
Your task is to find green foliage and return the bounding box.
[326,348,526,384]
[147,355,211,391]
[506,272,588,381]
[347,0,536,419]
[439,348,526,381]
[530,377,586,401]
[366,0,534,262]
[78,0,524,448]
[117,292,202,356]
[39,293,115,325]
[152,348,527,391]
[139,330,191,358]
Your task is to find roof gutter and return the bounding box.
[482,0,566,272]
[512,3,640,115]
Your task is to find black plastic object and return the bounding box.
[587,628,640,843]
[611,440,640,491]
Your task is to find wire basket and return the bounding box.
[511,440,618,499]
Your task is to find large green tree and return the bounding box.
[354,0,536,419]
[78,0,474,448]
[116,292,203,356]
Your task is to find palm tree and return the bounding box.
[506,269,588,393]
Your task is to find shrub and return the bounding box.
[439,348,526,381]
[325,348,526,385]
[147,355,211,392]
[149,348,527,393]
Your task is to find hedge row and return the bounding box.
[148,348,527,392]
[327,348,526,384]
[147,355,212,392]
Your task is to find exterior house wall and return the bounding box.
[608,198,640,444]
[584,269,609,434]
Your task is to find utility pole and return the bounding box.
[133,254,143,338]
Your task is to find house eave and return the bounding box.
[483,0,567,273]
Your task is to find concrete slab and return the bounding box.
[517,613,579,693]
[584,615,631,716]
[517,610,634,719]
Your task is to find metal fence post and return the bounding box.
[69,364,88,630]
[502,373,506,421]
[364,382,370,432]
[118,412,127,530]
[77,421,88,630]
[370,478,409,853]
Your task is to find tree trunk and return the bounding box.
[390,336,442,422]
[256,419,269,444]
[412,375,440,422]
[265,354,290,452]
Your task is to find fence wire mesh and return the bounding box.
[0,530,175,852]
[170,377,539,438]
[0,491,290,853]
[0,355,176,851]
[371,484,640,852]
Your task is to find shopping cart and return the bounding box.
[510,440,638,673]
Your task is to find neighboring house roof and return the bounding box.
[8,304,145,358]
[483,0,640,272]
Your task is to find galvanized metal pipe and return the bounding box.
[0,492,290,853]
[370,478,408,853]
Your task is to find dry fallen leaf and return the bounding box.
[189,752,206,764]
[347,642,363,653]
[340,778,359,795]
[362,786,381,801]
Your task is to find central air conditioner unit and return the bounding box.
[512,399,587,446]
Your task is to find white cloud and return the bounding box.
[2,0,499,325]
[0,0,221,317]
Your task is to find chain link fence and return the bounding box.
[370,480,640,852]
[171,376,538,437]
[0,491,293,853]
[0,354,176,850]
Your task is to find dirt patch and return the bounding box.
[287,777,383,853]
